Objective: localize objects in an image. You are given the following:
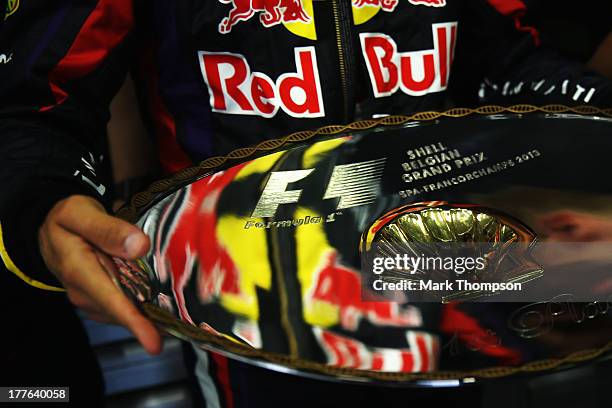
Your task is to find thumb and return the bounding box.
[54,195,149,259]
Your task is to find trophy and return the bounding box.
[112,105,612,384]
[361,202,543,303]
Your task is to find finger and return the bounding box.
[66,289,106,315]
[53,227,163,354]
[86,263,163,354]
[53,195,149,259]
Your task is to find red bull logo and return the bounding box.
[216,0,446,36]
[199,22,458,117]
[218,0,310,34]
[360,22,457,98]
[198,47,324,118]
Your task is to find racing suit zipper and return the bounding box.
[331,0,356,121]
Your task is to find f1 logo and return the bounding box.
[251,158,386,218]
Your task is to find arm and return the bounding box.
[0,0,161,353]
[450,0,612,106]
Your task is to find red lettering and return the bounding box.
[400,52,436,94]
[362,34,399,97]
[199,47,324,118]
[314,329,440,372]
[251,73,277,116]
[200,52,252,112]
[360,22,458,99]
[371,353,384,370]
[400,351,415,372]
[320,330,362,368]
[278,48,324,117]
[450,23,457,68]
[437,26,448,87]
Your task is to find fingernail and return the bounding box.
[124,233,144,258]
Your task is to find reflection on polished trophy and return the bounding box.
[112,106,612,385]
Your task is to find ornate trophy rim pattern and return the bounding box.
[116,104,612,223]
[115,105,612,382]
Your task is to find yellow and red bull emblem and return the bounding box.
[217,0,316,39]
[216,0,447,38]
[218,0,311,33]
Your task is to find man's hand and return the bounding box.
[39,195,162,355]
